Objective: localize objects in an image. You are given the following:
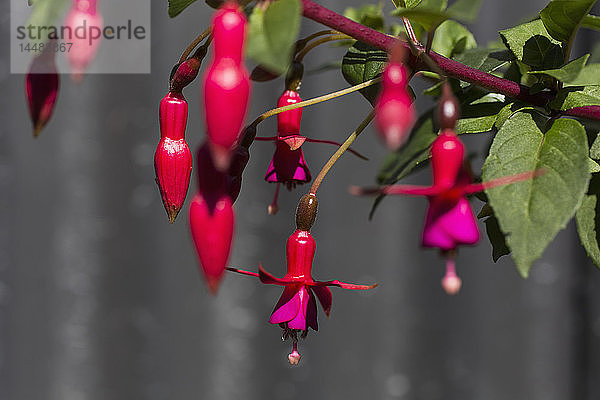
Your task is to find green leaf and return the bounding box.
[455,101,506,134]
[430,20,476,58]
[482,113,590,277]
[494,102,535,130]
[582,14,600,30]
[393,0,423,7]
[565,64,600,86]
[500,19,564,69]
[169,0,198,17]
[539,0,596,43]
[591,132,600,159]
[528,54,589,83]
[446,0,483,22]
[27,0,68,31]
[342,42,388,105]
[589,158,600,173]
[550,85,600,110]
[246,0,301,74]
[391,8,450,32]
[576,175,600,268]
[344,3,385,31]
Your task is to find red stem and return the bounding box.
[300,0,600,122]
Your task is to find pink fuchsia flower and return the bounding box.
[64,0,103,81]
[154,92,192,223]
[256,90,367,214]
[227,194,376,364]
[351,131,540,294]
[189,143,235,294]
[25,49,59,137]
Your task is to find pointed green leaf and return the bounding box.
[549,85,600,110]
[589,158,600,172]
[539,0,596,43]
[582,14,600,30]
[344,3,385,31]
[169,0,198,17]
[430,20,476,57]
[455,101,506,134]
[576,175,600,268]
[565,64,600,86]
[341,42,388,104]
[590,132,600,159]
[528,54,589,83]
[500,19,564,69]
[246,0,301,74]
[391,8,451,32]
[482,113,590,277]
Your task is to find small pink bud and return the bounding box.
[25,51,59,137]
[64,0,103,80]
[374,62,415,151]
[288,343,301,365]
[154,92,192,223]
[441,256,462,295]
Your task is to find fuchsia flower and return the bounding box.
[228,194,376,364]
[374,50,415,151]
[351,131,540,294]
[256,90,367,214]
[203,2,250,171]
[154,92,192,223]
[189,143,235,294]
[64,0,103,80]
[25,49,59,137]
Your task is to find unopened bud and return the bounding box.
[295,193,318,231]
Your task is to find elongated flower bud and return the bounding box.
[374,61,415,151]
[430,130,464,190]
[25,50,59,137]
[203,2,250,171]
[155,92,192,223]
[189,143,235,294]
[64,0,103,80]
[170,45,208,93]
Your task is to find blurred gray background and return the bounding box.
[1,0,600,399]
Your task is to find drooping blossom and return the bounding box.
[203,1,250,171]
[189,143,235,294]
[64,0,103,80]
[25,49,59,137]
[154,91,192,223]
[351,131,541,294]
[227,194,377,364]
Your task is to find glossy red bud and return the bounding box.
[154,92,192,223]
[375,62,415,151]
[431,130,465,189]
[277,90,303,135]
[189,143,235,293]
[170,47,207,93]
[25,51,59,137]
[64,0,103,80]
[212,2,246,63]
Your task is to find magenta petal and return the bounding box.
[422,196,480,250]
[306,289,318,331]
[287,286,309,330]
[311,286,332,317]
[264,141,311,183]
[270,286,301,325]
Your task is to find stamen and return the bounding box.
[441,254,462,295]
[268,183,281,215]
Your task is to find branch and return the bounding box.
[300,0,600,122]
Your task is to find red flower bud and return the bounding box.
[154,92,192,223]
[189,143,235,294]
[25,51,59,137]
[374,61,415,151]
[203,2,250,171]
[64,0,103,80]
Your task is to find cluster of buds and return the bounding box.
[64,0,103,80]
[353,84,540,294]
[203,1,250,171]
[228,193,376,364]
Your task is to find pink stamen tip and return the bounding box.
[441,256,462,295]
[268,183,281,215]
[288,342,301,365]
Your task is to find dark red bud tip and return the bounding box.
[170,56,202,93]
[295,193,318,231]
[285,61,304,92]
[250,65,280,82]
[437,84,460,130]
[166,205,181,224]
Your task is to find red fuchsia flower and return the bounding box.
[374,49,415,151]
[25,49,59,137]
[203,2,250,171]
[351,131,540,295]
[256,89,367,214]
[189,143,235,294]
[227,194,376,364]
[64,0,103,81]
[154,91,193,223]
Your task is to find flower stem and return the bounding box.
[402,17,421,46]
[309,109,375,195]
[299,0,600,121]
[298,29,341,47]
[179,27,212,64]
[249,77,381,127]
[295,34,353,61]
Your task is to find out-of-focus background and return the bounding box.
[1,0,600,399]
